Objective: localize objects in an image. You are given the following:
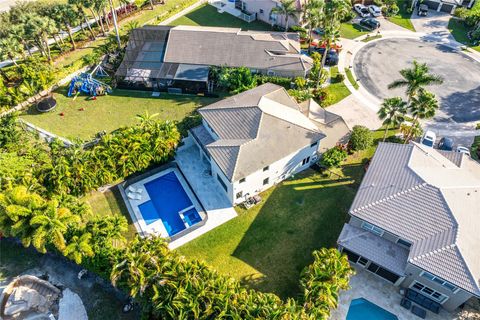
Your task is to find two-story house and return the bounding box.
[337,142,480,313]
[187,83,330,205]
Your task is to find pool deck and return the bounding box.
[170,143,237,249]
[331,267,463,320]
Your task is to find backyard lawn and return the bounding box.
[20,89,221,141]
[448,18,480,52]
[386,0,415,32]
[170,4,273,30]
[176,129,393,298]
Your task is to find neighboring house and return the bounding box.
[208,0,304,28]
[185,83,348,205]
[116,25,312,93]
[419,0,475,14]
[337,142,480,312]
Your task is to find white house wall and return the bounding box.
[230,141,319,205]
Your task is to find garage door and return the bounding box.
[440,3,454,12]
[423,0,440,9]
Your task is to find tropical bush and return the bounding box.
[349,125,373,151]
[257,75,293,89]
[321,146,348,168]
[111,235,354,320]
[216,66,257,94]
[47,116,180,196]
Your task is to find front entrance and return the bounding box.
[342,248,401,284]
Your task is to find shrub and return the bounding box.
[341,11,356,22]
[257,75,292,89]
[290,25,307,38]
[218,66,257,93]
[320,146,347,167]
[288,89,313,102]
[349,125,373,151]
[294,77,307,89]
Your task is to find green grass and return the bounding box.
[323,66,351,106]
[339,22,369,39]
[362,34,382,42]
[83,188,137,242]
[448,18,480,52]
[20,89,221,141]
[345,68,359,89]
[387,0,416,32]
[169,4,273,30]
[176,129,398,298]
[471,136,480,161]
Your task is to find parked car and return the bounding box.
[421,130,436,147]
[359,18,380,30]
[438,137,454,151]
[456,146,471,156]
[368,5,382,17]
[354,4,370,17]
[418,4,428,16]
[314,48,339,66]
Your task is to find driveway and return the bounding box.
[353,38,480,124]
[410,11,452,37]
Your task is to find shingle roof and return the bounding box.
[163,26,313,73]
[196,84,325,181]
[349,142,480,295]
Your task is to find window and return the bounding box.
[357,257,369,266]
[259,8,264,14]
[239,178,246,183]
[236,191,243,199]
[263,178,269,185]
[361,221,384,236]
[263,166,269,171]
[217,174,227,192]
[397,238,412,248]
[420,272,457,292]
[411,282,449,303]
[310,141,318,148]
[301,156,310,166]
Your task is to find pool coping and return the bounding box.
[119,161,209,241]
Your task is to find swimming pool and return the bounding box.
[137,170,202,236]
[347,298,398,320]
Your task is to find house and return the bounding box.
[116,25,312,93]
[185,83,348,205]
[208,0,304,28]
[419,0,475,14]
[337,142,480,312]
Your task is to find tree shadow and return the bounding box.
[439,85,480,123]
[231,166,363,298]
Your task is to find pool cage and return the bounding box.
[115,26,210,94]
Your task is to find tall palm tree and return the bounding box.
[30,200,81,253]
[406,89,439,141]
[378,97,407,141]
[388,60,443,103]
[108,0,122,49]
[303,0,324,53]
[64,232,95,264]
[68,0,96,40]
[271,0,298,31]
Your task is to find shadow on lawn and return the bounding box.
[231,166,362,298]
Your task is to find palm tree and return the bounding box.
[406,89,439,141]
[64,232,95,264]
[0,37,24,68]
[303,0,324,53]
[378,97,407,141]
[388,60,443,103]
[270,0,298,31]
[108,0,122,49]
[30,200,81,253]
[68,0,96,40]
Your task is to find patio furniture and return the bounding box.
[243,197,255,209]
[405,289,440,314]
[411,305,427,319]
[252,195,261,204]
[400,298,412,310]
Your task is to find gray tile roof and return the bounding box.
[348,142,480,295]
[163,26,312,74]
[196,83,325,181]
[338,224,409,275]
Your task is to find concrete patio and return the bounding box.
[171,141,237,249]
[331,267,462,320]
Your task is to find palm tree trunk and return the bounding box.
[91,9,106,36]
[103,8,111,30]
[97,10,107,36]
[9,55,19,68]
[53,34,63,52]
[82,10,96,40]
[149,0,154,10]
[109,0,122,50]
[405,115,418,143]
[0,69,11,82]
[66,24,76,50]
[383,124,389,142]
[43,35,52,62]
[285,15,289,31]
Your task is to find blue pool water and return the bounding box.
[138,171,201,236]
[346,298,398,320]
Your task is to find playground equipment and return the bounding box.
[67,64,112,98]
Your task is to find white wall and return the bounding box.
[230,141,319,204]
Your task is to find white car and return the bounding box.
[421,130,436,148]
[354,4,370,18]
[456,146,471,156]
[368,5,382,17]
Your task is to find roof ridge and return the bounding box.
[352,182,428,213]
[410,243,457,261]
